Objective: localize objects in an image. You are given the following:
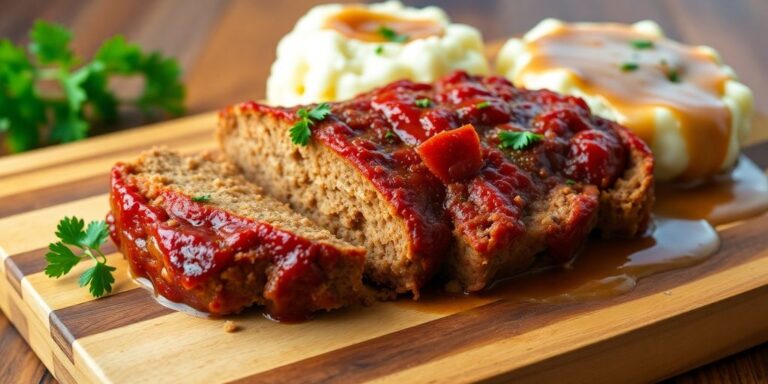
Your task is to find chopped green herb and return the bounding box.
[377,25,408,43]
[498,131,544,151]
[565,179,576,186]
[415,98,431,108]
[667,68,680,83]
[191,194,211,203]
[289,103,332,146]
[620,62,639,72]
[630,39,654,49]
[385,130,395,139]
[476,100,492,109]
[45,216,115,298]
[375,45,384,55]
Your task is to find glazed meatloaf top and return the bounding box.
[221,71,654,291]
[108,148,366,319]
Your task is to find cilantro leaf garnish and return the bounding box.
[667,68,680,83]
[630,39,654,50]
[498,131,544,151]
[377,26,408,43]
[476,100,491,109]
[0,20,185,153]
[191,194,211,203]
[290,103,332,146]
[45,216,115,298]
[375,45,384,55]
[620,62,639,72]
[415,98,431,108]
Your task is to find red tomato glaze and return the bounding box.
[108,165,359,320]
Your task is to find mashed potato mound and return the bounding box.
[267,1,488,106]
[496,19,754,182]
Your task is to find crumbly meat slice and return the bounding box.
[217,106,452,295]
[108,148,366,319]
[217,71,654,294]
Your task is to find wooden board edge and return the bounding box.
[1,275,96,384]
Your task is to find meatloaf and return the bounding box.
[107,148,366,320]
[217,71,654,293]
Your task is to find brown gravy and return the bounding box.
[655,155,768,225]
[398,218,720,314]
[324,6,443,43]
[519,23,732,181]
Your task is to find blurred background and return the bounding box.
[1,0,765,115]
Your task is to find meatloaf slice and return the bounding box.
[217,71,653,294]
[107,148,366,320]
[217,105,452,296]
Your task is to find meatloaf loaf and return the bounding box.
[107,148,366,319]
[217,71,654,293]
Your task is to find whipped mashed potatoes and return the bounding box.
[496,19,754,181]
[267,1,488,106]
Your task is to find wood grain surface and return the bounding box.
[1,0,767,382]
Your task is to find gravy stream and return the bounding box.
[324,6,443,42]
[655,155,768,225]
[398,218,719,314]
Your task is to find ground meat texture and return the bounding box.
[107,148,366,320]
[217,71,654,293]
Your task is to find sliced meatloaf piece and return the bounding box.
[217,105,453,296]
[107,148,366,320]
[217,71,654,293]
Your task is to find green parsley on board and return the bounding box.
[45,216,116,298]
[289,103,332,146]
[0,20,185,153]
[498,131,544,151]
[377,25,409,43]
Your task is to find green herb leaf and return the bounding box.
[498,131,544,151]
[385,130,395,139]
[82,220,109,249]
[476,100,491,109]
[375,45,384,55]
[29,20,75,67]
[565,179,576,186]
[79,262,116,298]
[377,25,408,43]
[415,98,431,108]
[290,104,332,146]
[44,242,81,278]
[55,216,86,247]
[1,21,186,153]
[307,103,331,121]
[630,39,654,50]
[191,194,211,203]
[46,215,115,298]
[667,68,680,83]
[620,62,639,72]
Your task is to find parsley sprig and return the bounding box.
[498,131,544,151]
[289,103,332,146]
[377,26,409,43]
[0,20,185,153]
[45,216,116,298]
[191,194,211,203]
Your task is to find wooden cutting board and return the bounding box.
[2,113,768,384]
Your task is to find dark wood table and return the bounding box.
[1,0,767,382]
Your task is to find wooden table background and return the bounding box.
[1,0,766,382]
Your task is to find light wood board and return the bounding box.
[1,113,768,383]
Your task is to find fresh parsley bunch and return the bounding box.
[45,216,116,298]
[0,20,185,153]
